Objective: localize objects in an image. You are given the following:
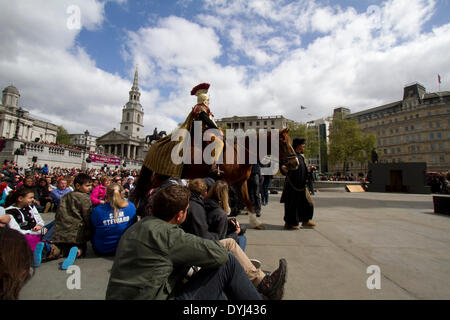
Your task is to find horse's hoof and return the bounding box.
[255,224,265,230]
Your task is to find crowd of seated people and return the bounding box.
[0,157,288,300]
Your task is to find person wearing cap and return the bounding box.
[123,176,135,199]
[280,138,315,230]
[190,83,224,177]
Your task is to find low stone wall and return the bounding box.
[0,138,142,170]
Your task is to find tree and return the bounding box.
[56,126,72,145]
[287,122,319,158]
[328,117,376,174]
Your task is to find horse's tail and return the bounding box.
[129,165,153,207]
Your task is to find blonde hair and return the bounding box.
[105,183,128,222]
[206,180,230,214]
[100,176,111,186]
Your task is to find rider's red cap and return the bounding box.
[190,83,210,96]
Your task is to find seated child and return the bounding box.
[1,187,46,252]
[34,173,93,270]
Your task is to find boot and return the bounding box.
[209,162,224,178]
[257,258,287,300]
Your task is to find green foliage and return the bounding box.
[287,122,319,158]
[328,117,376,173]
[56,126,72,145]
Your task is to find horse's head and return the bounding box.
[279,128,299,170]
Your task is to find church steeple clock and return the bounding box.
[120,66,144,138]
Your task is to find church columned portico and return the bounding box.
[96,66,149,162]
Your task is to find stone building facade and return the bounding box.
[345,83,449,173]
[216,115,295,131]
[0,85,57,143]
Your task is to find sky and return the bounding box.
[1,0,449,138]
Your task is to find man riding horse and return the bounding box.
[190,83,224,177]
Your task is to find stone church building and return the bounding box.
[96,67,148,161]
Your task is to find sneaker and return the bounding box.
[33,242,45,267]
[256,258,287,300]
[61,246,78,270]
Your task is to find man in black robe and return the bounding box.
[280,138,315,230]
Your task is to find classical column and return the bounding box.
[121,144,124,157]
[127,144,131,159]
[132,145,136,159]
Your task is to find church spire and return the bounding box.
[132,64,139,91]
[129,64,141,103]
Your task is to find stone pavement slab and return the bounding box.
[19,190,450,300]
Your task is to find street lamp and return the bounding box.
[82,130,89,170]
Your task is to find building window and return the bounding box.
[416,114,419,118]
[405,127,408,131]
[249,121,252,126]
[391,148,395,154]
[137,128,140,132]
[440,156,445,163]
[264,121,267,125]
[127,113,130,121]
[410,125,414,130]
[137,114,140,123]
[271,120,274,125]
[125,126,128,130]
[395,128,399,133]
[429,133,434,140]
[437,132,442,139]
[256,121,260,126]
[436,121,440,128]
[397,147,401,153]
[431,144,435,151]
[438,143,443,150]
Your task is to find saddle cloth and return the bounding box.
[143,111,194,177]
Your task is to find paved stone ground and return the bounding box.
[20,189,450,300]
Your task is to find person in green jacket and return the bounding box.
[106,184,266,300]
[33,173,93,270]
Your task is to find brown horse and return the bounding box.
[131,128,299,229]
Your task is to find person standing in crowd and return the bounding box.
[105,184,263,300]
[260,157,273,206]
[0,227,34,300]
[40,164,49,176]
[307,166,317,195]
[50,178,72,209]
[90,176,111,206]
[280,138,315,230]
[123,176,135,199]
[247,163,262,216]
[91,183,137,255]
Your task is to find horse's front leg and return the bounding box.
[240,180,264,230]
